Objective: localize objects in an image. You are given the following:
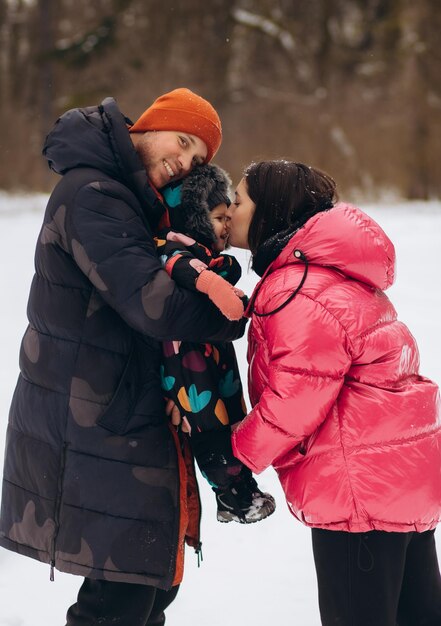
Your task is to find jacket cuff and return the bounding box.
[195,269,212,294]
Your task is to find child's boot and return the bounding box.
[215,467,276,524]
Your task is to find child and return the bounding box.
[157,164,275,524]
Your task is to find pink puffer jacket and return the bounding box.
[232,203,441,532]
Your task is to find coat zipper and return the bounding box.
[50,441,68,581]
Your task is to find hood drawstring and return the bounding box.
[250,249,309,318]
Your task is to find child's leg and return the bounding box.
[162,340,275,523]
[190,425,242,489]
[311,529,411,626]
[162,341,244,433]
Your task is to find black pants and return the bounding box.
[65,578,180,626]
[312,528,441,626]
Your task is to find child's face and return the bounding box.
[210,203,230,252]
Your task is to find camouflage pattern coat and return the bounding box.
[0,98,245,589]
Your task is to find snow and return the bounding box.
[0,194,440,625]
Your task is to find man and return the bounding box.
[0,89,245,625]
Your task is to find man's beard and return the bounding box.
[135,134,155,177]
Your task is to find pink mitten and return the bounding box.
[196,270,245,321]
[166,231,196,246]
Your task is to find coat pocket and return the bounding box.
[96,344,139,434]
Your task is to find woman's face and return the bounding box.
[227,178,256,250]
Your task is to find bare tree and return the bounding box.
[0,0,440,198]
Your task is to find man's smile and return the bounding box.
[163,160,175,178]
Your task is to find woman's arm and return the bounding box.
[232,294,352,472]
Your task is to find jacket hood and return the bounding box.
[272,202,396,290]
[42,98,165,230]
[180,164,231,244]
[43,98,132,177]
[164,163,231,247]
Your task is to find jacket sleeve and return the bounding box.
[162,241,209,292]
[67,181,246,342]
[207,253,242,286]
[161,241,242,290]
[232,294,352,473]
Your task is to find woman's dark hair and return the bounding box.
[244,160,337,255]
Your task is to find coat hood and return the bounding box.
[272,202,396,291]
[179,164,231,243]
[42,98,165,230]
[43,97,134,177]
[163,163,231,248]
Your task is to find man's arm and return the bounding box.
[68,182,246,342]
[157,235,245,321]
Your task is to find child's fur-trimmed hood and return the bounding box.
[169,164,232,247]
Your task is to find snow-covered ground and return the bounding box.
[0,193,440,626]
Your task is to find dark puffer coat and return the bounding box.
[0,98,245,589]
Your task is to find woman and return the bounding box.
[228,160,441,626]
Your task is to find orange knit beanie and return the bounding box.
[129,88,222,163]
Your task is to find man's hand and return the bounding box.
[165,399,190,432]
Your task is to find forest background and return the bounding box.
[0,0,440,199]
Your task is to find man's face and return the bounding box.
[132,130,208,189]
